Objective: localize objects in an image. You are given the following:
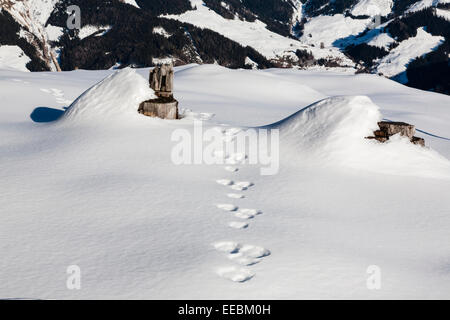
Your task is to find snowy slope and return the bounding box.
[0,45,30,71]
[367,32,396,49]
[351,0,393,16]
[435,8,450,21]
[1,65,450,299]
[376,27,444,80]
[406,0,450,13]
[120,0,140,8]
[272,95,450,178]
[163,0,354,65]
[300,14,371,47]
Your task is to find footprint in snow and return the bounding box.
[216,179,233,186]
[217,180,253,191]
[228,221,249,229]
[214,241,271,266]
[216,204,238,212]
[230,181,254,191]
[12,79,30,84]
[40,88,73,105]
[50,88,64,97]
[225,166,239,173]
[227,193,245,199]
[235,208,262,220]
[217,266,254,283]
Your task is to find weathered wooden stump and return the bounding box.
[138,97,178,120]
[150,63,174,98]
[139,63,179,119]
[378,121,415,139]
[366,121,425,146]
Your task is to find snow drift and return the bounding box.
[270,96,450,179]
[61,68,155,124]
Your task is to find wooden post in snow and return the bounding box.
[138,63,179,120]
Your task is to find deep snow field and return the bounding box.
[1,64,450,299]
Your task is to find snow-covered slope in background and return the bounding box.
[0,45,30,71]
[300,14,371,47]
[1,65,450,299]
[406,0,450,13]
[351,0,393,16]
[376,27,444,80]
[435,8,450,21]
[120,0,140,9]
[164,0,354,64]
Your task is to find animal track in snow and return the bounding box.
[230,181,254,191]
[40,88,72,105]
[216,179,233,186]
[214,241,271,266]
[216,204,238,212]
[217,266,254,282]
[228,245,271,266]
[214,241,241,253]
[235,208,262,219]
[227,193,245,199]
[217,180,253,191]
[225,153,247,165]
[228,221,249,229]
[12,78,30,84]
[180,108,215,120]
[236,181,253,188]
[225,166,239,173]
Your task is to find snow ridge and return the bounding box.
[270,95,450,178]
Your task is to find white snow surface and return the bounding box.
[351,0,393,16]
[435,8,450,21]
[61,69,155,123]
[0,45,31,72]
[153,26,172,38]
[1,64,450,299]
[78,25,112,40]
[271,95,450,178]
[367,32,396,49]
[120,0,140,8]
[300,14,371,47]
[376,27,444,79]
[45,25,64,42]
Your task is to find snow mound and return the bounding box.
[270,96,450,179]
[61,68,155,124]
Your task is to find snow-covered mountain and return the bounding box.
[0,0,449,93]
